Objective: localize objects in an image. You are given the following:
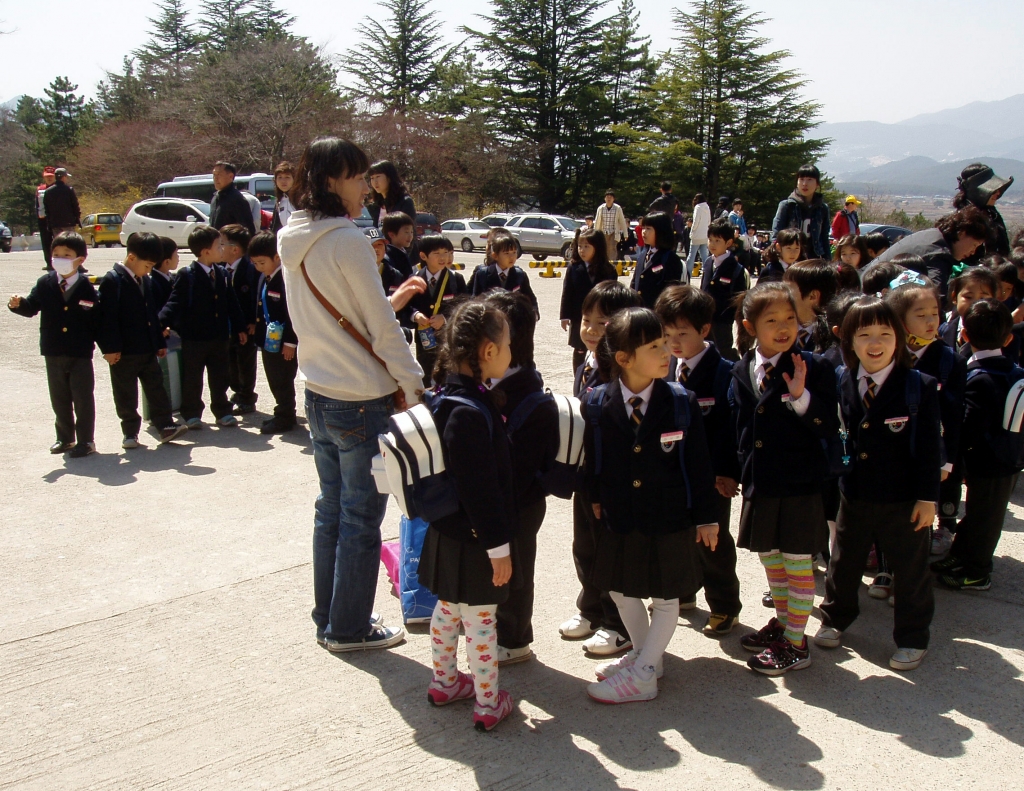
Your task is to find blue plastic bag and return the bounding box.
[398,515,437,623]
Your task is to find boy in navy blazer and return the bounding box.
[468,234,540,319]
[656,284,742,633]
[936,300,1022,590]
[249,232,299,434]
[220,224,259,414]
[8,232,99,456]
[700,219,747,361]
[98,232,189,448]
[159,225,247,429]
[407,235,467,385]
[149,237,179,314]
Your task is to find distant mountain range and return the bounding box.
[820,93,1024,195]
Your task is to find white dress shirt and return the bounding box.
[620,378,656,420]
[754,348,810,415]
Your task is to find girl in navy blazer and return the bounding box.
[560,227,619,373]
[816,297,942,672]
[731,282,839,676]
[584,307,719,704]
[417,301,516,732]
[630,211,683,309]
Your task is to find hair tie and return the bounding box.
[950,262,970,280]
[889,271,929,290]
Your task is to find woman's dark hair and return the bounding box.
[601,307,665,377]
[862,232,891,258]
[948,265,999,307]
[274,160,294,200]
[840,296,911,370]
[824,290,863,348]
[366,160,409,211]
[935,205,991,247]
[485,227,517,264]
[734,282,797,355]
[434,300,508,384]
[483,290,536,368]
[833,234,870,269]
[643,211,675,250]
[767,228,807,265]
[952,163,1010,210]
[571,226,616,280]
[293,137,370,219]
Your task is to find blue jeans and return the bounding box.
[685,243,709,278]
[306,390,393,641]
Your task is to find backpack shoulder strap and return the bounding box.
[664,381,693,508]
[437,395,493,437]
[938,343,956,385]
[507,391,553,434]
[713,358,733,404]
[905,368,922,456]
[585,384,608,475]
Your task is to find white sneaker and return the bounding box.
[595,650,663,681]
[496,645,534,666]
[559,613,597,639]
[930,526,953,556]
[868,573,893,599]
[217,414,238,427]
[888,594,895,608]
[582,629,632,656]
[587,665,658,704]
[121,435,140,450]
[813,626,843,648]
[890,647,927,671]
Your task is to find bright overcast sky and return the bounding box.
[1,0,1021,125]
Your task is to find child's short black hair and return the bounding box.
[654,283,715,330]
[188,224,221,258]
[51,231,87,258]
[603,307,665,377]
[248,230,278,260]
[126,232,164,264]
[949,265,999,305]
[862,261,907,296]
[783,258,838,308]
[489,230,519,256]
[863,232,891,256]
[220,223,252,251]
[484,290,536,367]
[840,296,911,370]
[382,211,415,239]
[418,234,454,259]
[581,279,644,317]
[159,236,178,263]
[987,254,1024,299]
[707,218,735,243]
[824,290,863,347]
[642,211,675,250]
[964,298,1013,350]
[732,198,743,207]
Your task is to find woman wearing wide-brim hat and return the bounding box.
[953,163,1014,257]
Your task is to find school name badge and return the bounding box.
[697,397,715,416]
[885,416,909,433]
[661,430,684,452]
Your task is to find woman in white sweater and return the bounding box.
[684,192,711,278]
[279,137,424,653]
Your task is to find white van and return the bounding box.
[155,173,277,211]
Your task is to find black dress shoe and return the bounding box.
[50,441,74,454]
[68,442,96,458]
[260,417,296,434]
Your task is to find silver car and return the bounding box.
[440,218,491,252]
[504,214,580,260]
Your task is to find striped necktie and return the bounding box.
[628,396,644,428]
[59,279,67,293]
[499,269,508,287]
[863,378,877,411]
[759,361,774,393]
[678,362,689,383]
[583,360,593,381]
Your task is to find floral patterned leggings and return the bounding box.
[430,599,500,706]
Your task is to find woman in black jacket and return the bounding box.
[366,160,416,227]
[953,163,1014,258]
[560,226,619,373]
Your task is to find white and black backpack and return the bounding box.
[506,391,586,499]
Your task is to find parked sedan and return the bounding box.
[440,218,490,251]
[504,213,580,260]
[119,199,210,248]
[79,212,123,248]
[480,213,514,227]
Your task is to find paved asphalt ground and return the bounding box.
[2,246,1024,790]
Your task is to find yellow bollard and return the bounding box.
[538,260,561,278]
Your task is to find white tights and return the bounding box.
[609,592,679,679]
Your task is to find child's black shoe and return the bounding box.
[68,442,96,458]
[50,441,74,454]
[939,572,991,591]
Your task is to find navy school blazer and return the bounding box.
[631,248,683,309]
[158,262,246,343]
[9,272,98,358]
[913,339,967,467]
[97,264,166,356]
[468,263,540,317]
[961,355,1024,479]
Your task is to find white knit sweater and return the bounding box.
[279,211,423,403]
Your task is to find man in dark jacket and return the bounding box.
[42,168,81,235]
[208,162,256,235]
[770,164,831,258]
[649,181,678,215]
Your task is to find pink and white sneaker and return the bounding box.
[427,672,475,706]
[594,651,664,681]
[473,689,514,731]
[587,665,658,704]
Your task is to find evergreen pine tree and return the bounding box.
[250,0,295,40]
[134,0,201,75]
[200,0,256,50]
[34,77,95,163]
[347,0,448,112]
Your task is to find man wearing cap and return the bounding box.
[42,168,81,237]
[831,195,862,240]
[36,167,57,270]
[954,163,1014,257]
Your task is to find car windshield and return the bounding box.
[468,221,489,230]
[555,216,580,231]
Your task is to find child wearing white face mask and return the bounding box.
[8,232,99,457]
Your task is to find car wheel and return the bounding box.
[560,243,572,259]
[534,253,547,261]
[91,238,98,248]
[461,238,474,252]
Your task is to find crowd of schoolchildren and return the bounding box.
[10,159,1024,733]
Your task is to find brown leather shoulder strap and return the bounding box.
[300,262,388,370]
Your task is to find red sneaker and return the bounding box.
[427,671,475,706]
[473,689,514,731]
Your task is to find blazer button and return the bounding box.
[633,479,641,488]
[214,295,218,300]
[813,418,822,425]
[862,422,869,429]
[633,444,641,453]
[754,440,762,448]
[859,452,868,460]
[64,306,69,311]
[471,529,478,537]
[62,327,68,332]
[757,406,764,414]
